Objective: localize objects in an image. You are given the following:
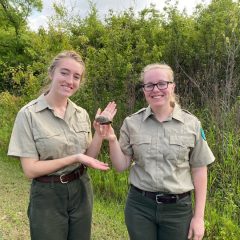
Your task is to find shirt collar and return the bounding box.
[143,105,154,121]
[35,94,52,112]
[35,94,81,115]
[171,104,184,123]
[65,98,82,117]
[142,104,184,123]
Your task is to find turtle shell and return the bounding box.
[95,115,112,125]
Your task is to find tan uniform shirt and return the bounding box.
[8,94,92,175]
[119,104,215,193]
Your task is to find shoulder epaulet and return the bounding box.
[182,109,198,119]
[129,108,146,117]
[68,99,86,113]
[182,109,192,115]
[23,99,38,109]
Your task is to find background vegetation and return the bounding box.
[0,0,239,239]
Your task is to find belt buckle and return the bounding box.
[60,173,68,184]
[156,193,165,204]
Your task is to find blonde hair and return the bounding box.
[48,50,85,80]
[140,63,174,82]
[140,63,178,107]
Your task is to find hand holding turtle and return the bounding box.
[93,102,117,138]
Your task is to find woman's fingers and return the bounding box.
[92,159,109,170]
[80,154,109,171]
[95,102,117,124]
[95,108,101,118]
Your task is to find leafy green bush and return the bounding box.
[0,92,21,148]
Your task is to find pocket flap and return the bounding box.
[72,123,90,133]
[130,135,151,145]
[170,135,195,147]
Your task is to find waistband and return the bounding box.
[34,165,86,184]
[131,185,190,204]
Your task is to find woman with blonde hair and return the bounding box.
[104,63,214,240]
[8,50,116,240]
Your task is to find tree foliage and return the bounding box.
[0,0,42,35]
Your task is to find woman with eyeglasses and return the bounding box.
[103,63,215,240]
[8,50,116,240]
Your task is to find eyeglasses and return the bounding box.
[141,81,173,92]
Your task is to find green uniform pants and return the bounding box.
[28,172,93,240]
[125,186,193,240]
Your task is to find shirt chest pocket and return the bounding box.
[72,123,91,150]
[33,128,65,159]
[169,135,195,161]
[130,135,152,165]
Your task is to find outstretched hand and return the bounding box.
[78,154,109,171]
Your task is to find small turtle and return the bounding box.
[95,115,112,125]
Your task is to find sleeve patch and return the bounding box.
[200,128,206,141]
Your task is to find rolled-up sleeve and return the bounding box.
[8,109,39,159]
[119,119,133,157]
[190,120,215,167]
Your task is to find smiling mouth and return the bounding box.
[62,85,73,90]
[151,95,164,99]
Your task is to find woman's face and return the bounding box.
[49,57,84,98]
[143,68,175,109]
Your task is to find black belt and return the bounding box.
[35,165,86,184]
[131,185,190,204]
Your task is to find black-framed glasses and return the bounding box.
[141,81,173,92]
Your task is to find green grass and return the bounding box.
[0,152,128,240]
[0,154,30,240]
[92,200,128,240]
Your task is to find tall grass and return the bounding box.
[206,129,240,235]
[89,151,129,201]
